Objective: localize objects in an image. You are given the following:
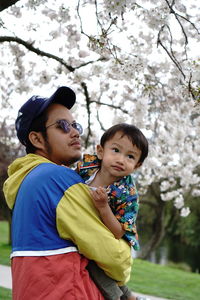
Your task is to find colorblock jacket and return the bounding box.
[3,154,132,285]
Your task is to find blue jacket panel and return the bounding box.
[12,163,84,252]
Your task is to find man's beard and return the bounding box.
[44,139,81,166]
[66,154,82,167]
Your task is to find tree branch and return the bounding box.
[157,1,200,79]
[0,35,75,72]
[0,0,20,12]
[157,25,186,79]
[90,100,129,114]
[76,57,107,69]
[81,82,92,148]
[164,0,200,35]
[0,35,107,73]
[96,110,106,132]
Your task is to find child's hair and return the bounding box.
[100,123,148,165]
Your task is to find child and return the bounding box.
[77,123,149,300]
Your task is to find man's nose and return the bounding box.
[70,125,80,137]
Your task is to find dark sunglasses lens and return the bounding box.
[72,123,83,135]
[58,120,70,133]
[57,120,83,135]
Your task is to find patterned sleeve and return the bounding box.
[76,154,100,182]
[107,175,140,250]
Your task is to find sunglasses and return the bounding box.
[46,119,83,135]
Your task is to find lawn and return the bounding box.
[0,287,12,300]
[1,221,200,300]
[128,259,200,300]
[0,221,11,266]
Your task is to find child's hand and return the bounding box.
[90,186,125,239]
[89,186,109,210]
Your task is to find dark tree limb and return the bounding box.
[0,35,106,72]
[0,35,75,72]
[96,110,106,132]
[81,82,92,148]
[0,0,20,12]
[164,0,200,35]
[90,100,129,114]
[157,0,200,79]
[157,25,186,79]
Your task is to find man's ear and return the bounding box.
[28,131,46,150]
[96,145,103,160]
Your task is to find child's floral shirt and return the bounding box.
[77,154,140,250]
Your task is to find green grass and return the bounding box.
[0,287,12,300]
[0,221,11,266]
[128,259,200,300]
[1,221,200,300]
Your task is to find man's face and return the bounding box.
[41,103,82,166]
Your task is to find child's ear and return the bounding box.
[96,145,103,160]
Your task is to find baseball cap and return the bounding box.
[16,86,76,145]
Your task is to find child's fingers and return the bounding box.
[96,186,107,195]
[89,186,108,205]
[89,189,101,200]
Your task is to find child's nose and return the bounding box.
[116,154,125,164]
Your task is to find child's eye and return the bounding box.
[128,154,134,159]
[112,147,119,152]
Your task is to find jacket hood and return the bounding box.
[3,154,52,209]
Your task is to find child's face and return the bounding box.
[97,131,142,181]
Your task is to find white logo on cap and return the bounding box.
[31,96,48,102]
[18,111,23,117]
[31,96,40,101]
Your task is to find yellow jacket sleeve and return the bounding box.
[56,183,132,284]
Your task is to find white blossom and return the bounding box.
[180,207,190,217]
[174,195,184,209]
[78,50,90,58]
[9,6,22,18]
[39,71,51,84]
[192,189,200,197]
[161,191,180,202]
[160,180,172,192]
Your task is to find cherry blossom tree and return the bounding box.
[0,0,200,254]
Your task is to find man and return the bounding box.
[3,86,132,300]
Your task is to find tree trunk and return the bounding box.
[139,198,167,259]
